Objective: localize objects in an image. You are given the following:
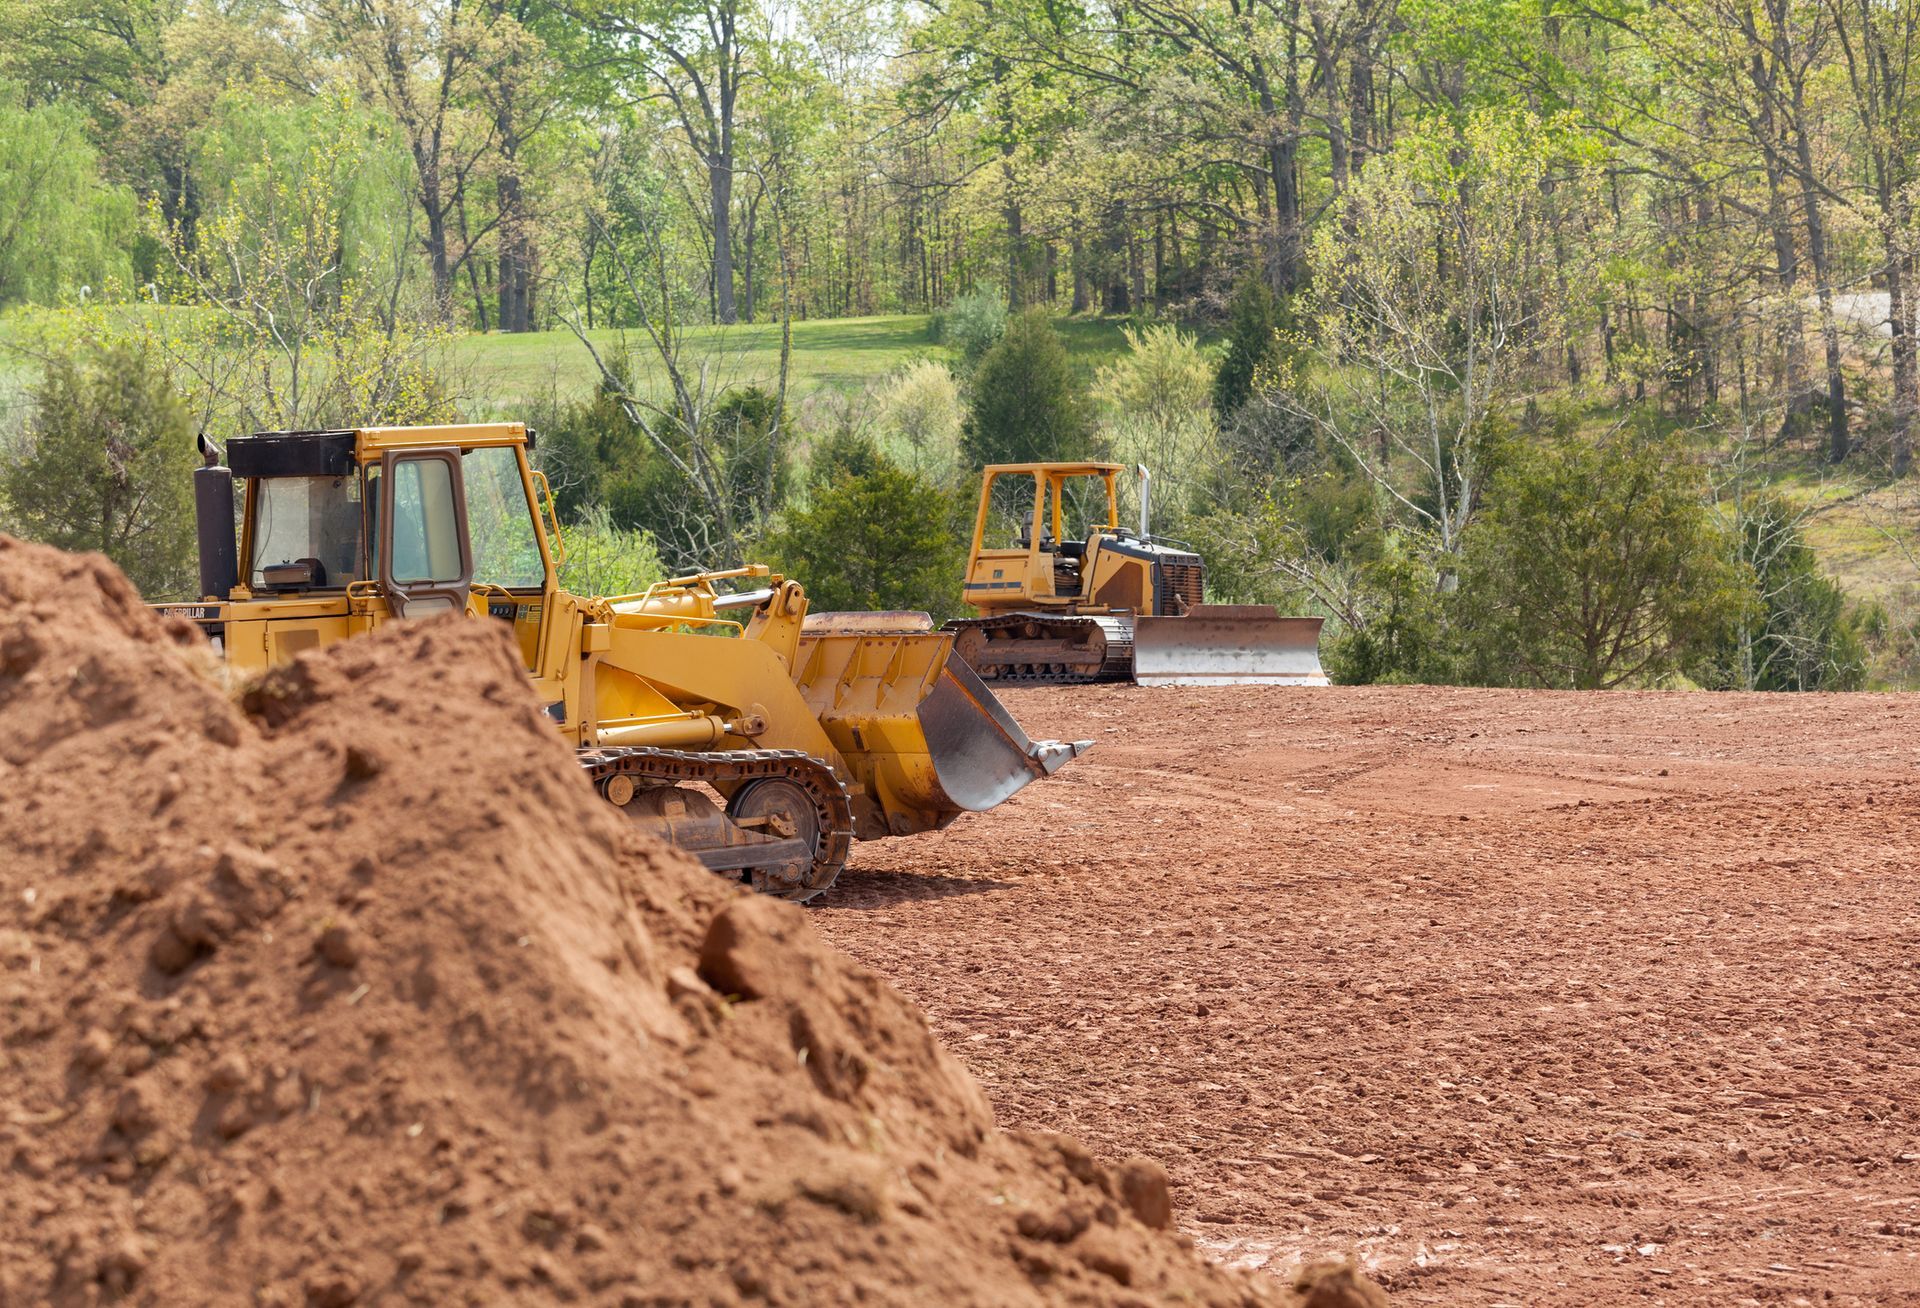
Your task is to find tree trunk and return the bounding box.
[1792,145,1848,461]
[1761,145,1809,430]
[1102,201,1129,313]
[456,189,488,332]
[1889,250,1915,476]
[423,168,452,312]
[1152,217,1164,305]
[741,192,758,324]
[496,174,531,333]
[711,154,737,324]
[1005,190,1025,311]
[1070,220,1090,313]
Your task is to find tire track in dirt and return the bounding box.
[815,685,1920,1306]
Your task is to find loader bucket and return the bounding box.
[792,629,1092,837]
[918,654,1090,810]
[1132,606,1328,687]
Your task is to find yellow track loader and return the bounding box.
[154,423,1088,902]
[946,462,1327,686]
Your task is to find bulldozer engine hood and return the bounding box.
[1096,537,1204,615]
[225,430,358,479]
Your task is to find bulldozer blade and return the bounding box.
[918,654,1094,811]
[1132,606,1328,687]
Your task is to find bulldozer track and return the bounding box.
[944,614,1134,685]
[576,746,855,903]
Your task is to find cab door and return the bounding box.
[377,448,474,619]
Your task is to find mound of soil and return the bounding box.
[0,537,1369,1307]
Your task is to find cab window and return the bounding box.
[250,475,363,588]
[389,457,464,583]
[984,472,1039,550]
[1058,475,1114,541]
[463,446,546,590]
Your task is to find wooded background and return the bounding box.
[3,0,1919,689]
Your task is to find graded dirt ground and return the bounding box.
[813,683,1920,1307]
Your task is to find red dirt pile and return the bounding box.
[0,537,1372,1307]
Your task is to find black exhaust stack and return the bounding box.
[193,433,238,601]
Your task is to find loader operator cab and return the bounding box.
[210,424,563,676]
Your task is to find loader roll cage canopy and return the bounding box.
[232,424,552,596]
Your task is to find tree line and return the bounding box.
[0,1,1908,391]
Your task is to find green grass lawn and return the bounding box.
[450,313,1135,413]
[1773,466,1920,605]
[0,308,1137,417]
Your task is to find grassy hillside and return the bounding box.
[452,313,1134,412]
[0,308,1136,421]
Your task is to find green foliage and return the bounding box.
[875,359,964,484]
[188,86,415,301]
[1095,323,1217,523]
[1701,495,1867,691]
[1096,325,1213,428]
[536,369,793,571]
[536,372,648,522]
[758,439,966,620]
[1220,387,1319,479]
[558,503,667,598]
[0,84,135,307]
[1453,427,1746,689]
[1323,537,1450,686]
[928,288,1007,367]
[1297,110,1600,557]
[961,310,1096,468]
[1212,274,1292,417]
[136,85,454,433]
[1856,594,1920,688]
[0,340,196,597]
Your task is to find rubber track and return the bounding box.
[575,746,854,903]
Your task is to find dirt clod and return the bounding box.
[304,1268,361,1307]
[73,1028,114,1072]
[1115,1157,1174,1230]
[205,1051,249,1093]
[1293,1262,1388,1308]
[316,921,361,968]
[696,893,805,1000]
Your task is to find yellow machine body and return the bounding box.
[948,462,1328,686]
[158,424,1087,871]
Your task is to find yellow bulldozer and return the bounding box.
[945,462,1328,686]
[154,422,1088,902]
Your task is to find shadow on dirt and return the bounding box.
[819,868,1016,910]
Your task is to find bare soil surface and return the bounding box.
[815,683,1920,1307]
[1,537,1318,1308]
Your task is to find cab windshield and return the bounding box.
[250,475,364,588]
